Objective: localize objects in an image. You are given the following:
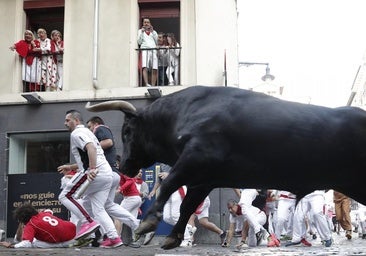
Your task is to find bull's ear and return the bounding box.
[85,100,137,117]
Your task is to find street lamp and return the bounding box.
[238,62,275,82]
[239,61,282,97]
[261,65,275,82]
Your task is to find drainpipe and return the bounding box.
[92,0,99,89]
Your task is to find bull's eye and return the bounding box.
[123,127,130,140]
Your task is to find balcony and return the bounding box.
[137,46,181,87]
[20,52,63,93]
[19,47,182,94]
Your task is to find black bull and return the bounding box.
[86,85,365,249]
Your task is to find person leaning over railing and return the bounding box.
[9,30,42,92]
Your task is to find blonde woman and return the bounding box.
[37,28,58,91]
[9,30,41,91]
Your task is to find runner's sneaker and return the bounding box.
[128,241,141,248]
[285,238,311,247]
[70,237,93,248]
[300,238,312,246]
[220,231,227,244]
[267,233,280,247]
[180,239,192,247]
[236,240,248,250]
[133,232,142,243]
[143,231,155,245]
[285,240,301,247]
[255,229,265,245]
[324,239,332,247]
[100,237,123,248]
[346,230,352,240]
[75,221,100,240]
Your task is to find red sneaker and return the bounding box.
[267,233,280,247]
[100,237,123,248]
[75,221,100,240]
[301,238,312,247]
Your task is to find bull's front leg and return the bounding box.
[135,172,183,236]
[162,185,212,249]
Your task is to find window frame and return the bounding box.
[7,130,70,174]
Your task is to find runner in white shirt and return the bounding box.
[58,110,122,248]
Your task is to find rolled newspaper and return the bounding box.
[74,168,99,199]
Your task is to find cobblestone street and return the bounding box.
[0,231,365,256]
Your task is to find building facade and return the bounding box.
[0,0,240,241]
[347,52,366,109]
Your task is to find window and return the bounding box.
[138,1,181,87]
[21,0,65,92]
[24,0,64,35]
[8,131,70,174]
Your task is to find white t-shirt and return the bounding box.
[70,124,109,173]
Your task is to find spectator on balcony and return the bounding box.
[137,18,158,87]
[37,28,58,91]
[166,33,180,85]
[51,30,64,91]
[157,32,169,86]
[9,30,41,92]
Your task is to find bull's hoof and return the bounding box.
[161,236,181,250]
[135,218,159,235]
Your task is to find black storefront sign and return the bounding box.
[7,173,69,237]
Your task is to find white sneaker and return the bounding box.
[236,240,248,250]
[146,84,152,87]
[180,239,192,247]
[143,231,155,245]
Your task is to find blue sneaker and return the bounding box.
[324,239,332,247]
[285,241,301,247]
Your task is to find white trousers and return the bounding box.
[166,64,179,85]
[163,188,190,240]
[239,189,262,234]
[246,209,267,247]
[59,169,119,239]
[274,198,295,238]
[106,172,140,230]
[291,191,331,242]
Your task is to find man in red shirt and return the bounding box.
[0,204,76,248]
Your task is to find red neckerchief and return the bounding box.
[236,205,243,216]
[135,177,143,184]
[178,187,185,199]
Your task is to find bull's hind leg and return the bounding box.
[135,171,185,236]
[161,185,212,249]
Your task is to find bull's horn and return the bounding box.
[85,100,137,113]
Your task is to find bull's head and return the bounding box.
[85,100,154,177]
